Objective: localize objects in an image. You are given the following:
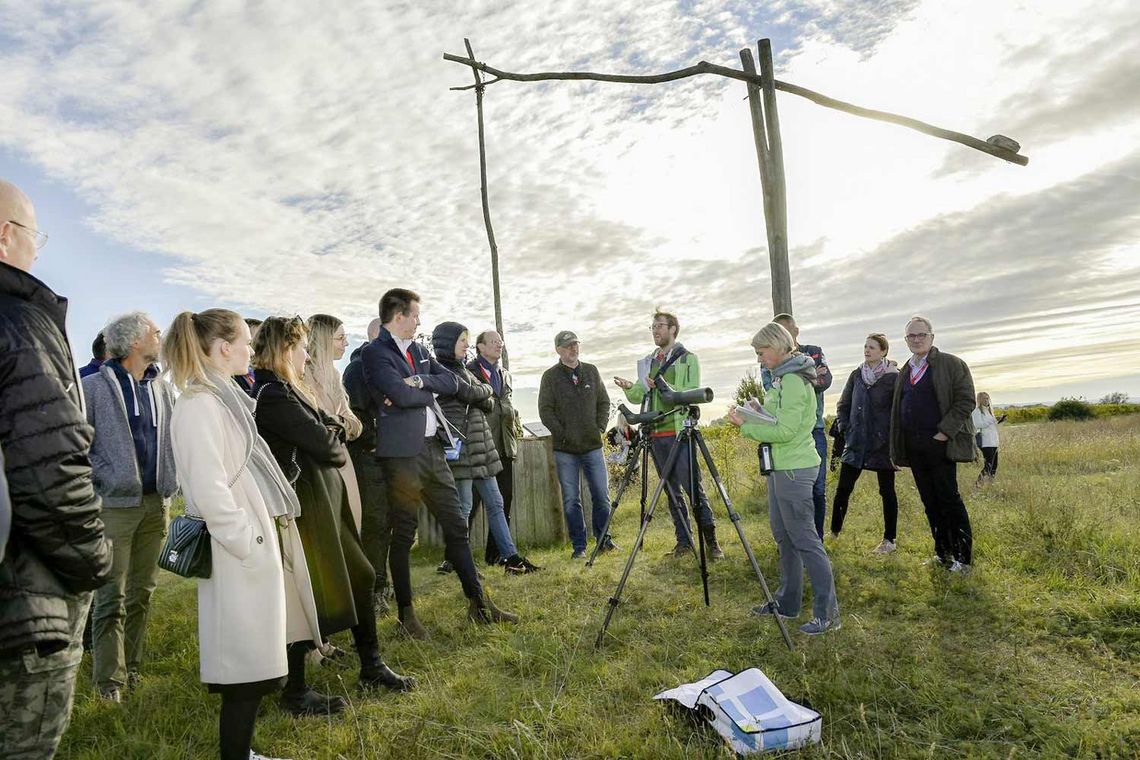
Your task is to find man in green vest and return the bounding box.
[614,311,723,559]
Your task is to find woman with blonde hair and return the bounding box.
[971,392,1004,484]
[163,308,321,760]
[305,314,364,530]
[727,322,840,636]
[251,317,414,715]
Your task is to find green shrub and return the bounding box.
[1049,396,1094,421]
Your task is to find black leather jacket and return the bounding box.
[0,262,112,656]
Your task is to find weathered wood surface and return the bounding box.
[417,436,567,549]
[443,51,1028,166]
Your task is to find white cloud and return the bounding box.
[1,0,1138,420]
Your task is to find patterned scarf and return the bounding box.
[861,358,890,386]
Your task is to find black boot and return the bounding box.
[280,643,346,717]
[358,655,416,692]
[703,524,725,559]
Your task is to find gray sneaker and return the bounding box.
[949,560,973,575]
[871,539,897,555]
[570,549,587,560]
[799,617,841,636]
[751,601,793,620]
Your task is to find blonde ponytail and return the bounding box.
[162,309,243,391]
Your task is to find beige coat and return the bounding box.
[312,382,363,531]
[171,388,320,685]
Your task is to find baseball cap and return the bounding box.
[554,330,580,348]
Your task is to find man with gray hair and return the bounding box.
[83,311,177,700]
[889,316,976,572]
[1,179,111,757]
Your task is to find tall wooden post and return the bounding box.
[742,39,792,317]
[464,38,509,369]
[757,39,791,316]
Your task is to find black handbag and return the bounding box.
[158,514,212,578]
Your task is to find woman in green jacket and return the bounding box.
[728,322,840,635]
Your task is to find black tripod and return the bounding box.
[586,407,696,567]
[594,405,795,652]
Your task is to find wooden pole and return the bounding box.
[757,39,791,316]
[464,38,509,369]
[443,52,1029,166]
[739,49,787,316]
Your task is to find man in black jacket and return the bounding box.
[361,288,516,640]
[538,330,615,559]
[0,179,112,757]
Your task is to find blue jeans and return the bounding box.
[554,449,611,552]
[812,428,828,539]
[456,477,518,559]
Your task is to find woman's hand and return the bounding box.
[726,407,745,427]
[613,376,633,390]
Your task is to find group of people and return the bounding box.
[0,175,1002,759]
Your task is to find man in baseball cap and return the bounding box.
[538,330,615,559]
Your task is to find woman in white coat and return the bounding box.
[971,392,1004,485]
[163,309,321,760]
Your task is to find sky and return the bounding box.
[2,0,1138,422]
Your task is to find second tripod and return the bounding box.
[593,405,795,652]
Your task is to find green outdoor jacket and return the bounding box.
[623,345,700,436]
[740,372,821,471]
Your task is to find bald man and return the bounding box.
[0,180,112,757]
[343,316,394,611]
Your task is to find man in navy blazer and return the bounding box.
[362,288,517,639]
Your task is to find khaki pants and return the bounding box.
[91,493,168,691]
[0,592,91,759]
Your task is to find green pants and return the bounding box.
[0,592,91,759]
[91,493,168,691]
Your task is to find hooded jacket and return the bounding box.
[432,322,503,480]
[0,261,112,656]
[837,362,899,471]
[83,361,178,506]
[740,353,822,472]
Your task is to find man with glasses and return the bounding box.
[889,316,977,573]
[614,311,723,558]
[0,179,112,756]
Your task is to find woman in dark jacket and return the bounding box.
[432,322,538,575]
[831,333,900,554]
[251,317,414,717]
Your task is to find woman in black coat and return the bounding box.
[431,322,538,575]
[251,317,413,717]
[831,333,900,553]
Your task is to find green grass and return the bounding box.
[59,416,1140,759]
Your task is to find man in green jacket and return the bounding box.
[538,331,615,559]
[889,316,976,572]
[615,311,722,558]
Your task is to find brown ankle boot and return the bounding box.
[467,592,519,625]
[397,605,430,640]
[703,524,725,560]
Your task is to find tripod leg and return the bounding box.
[685,430,711,606]
[587,443,641,567]
[595,440,686,649]
[692,430,795,653]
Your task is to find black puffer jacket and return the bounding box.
[0,262,112,656]
[432,323,502,481]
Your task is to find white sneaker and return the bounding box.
[250,752,293,760]
[949,561,973,575]
[871,539,896,555]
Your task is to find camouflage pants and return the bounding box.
[0,592,91,760]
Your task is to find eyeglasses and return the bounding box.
[7,220,48,250]
[905,332,932,341]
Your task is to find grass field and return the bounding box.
[58,415,1140,759]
